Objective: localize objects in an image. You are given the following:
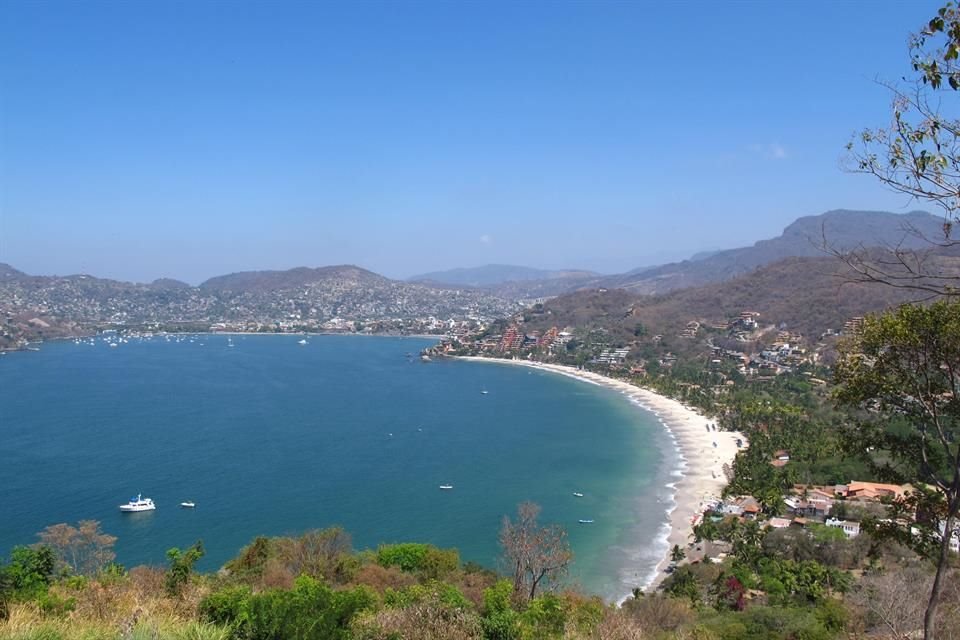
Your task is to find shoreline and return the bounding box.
[2,332,445,353]
[456,356,745,602]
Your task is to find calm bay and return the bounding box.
[0,335,676,600]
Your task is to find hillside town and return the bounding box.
[0,265,518,351]
[424,305,850,383]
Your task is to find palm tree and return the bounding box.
[670,544,686,563]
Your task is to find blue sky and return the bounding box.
[0,1,944,284]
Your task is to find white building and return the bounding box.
[825,517,861,538]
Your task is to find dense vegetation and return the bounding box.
[1,515,957,640]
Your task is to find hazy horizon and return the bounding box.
[0,247,699,285]
[1,1,937,284]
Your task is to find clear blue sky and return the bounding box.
[0,0,943,284]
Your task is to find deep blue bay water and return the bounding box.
[0,335,676,600]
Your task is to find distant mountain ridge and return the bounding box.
[409,210,948,298]
[409,264,599,288]
[598,209,948,294]
[4,208,952,350]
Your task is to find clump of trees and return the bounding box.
[835,299,960,639]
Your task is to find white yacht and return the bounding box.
[439,485,454,490]
[119,494,155,512]
[180,501,196,508]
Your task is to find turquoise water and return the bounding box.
[0,335,675,600]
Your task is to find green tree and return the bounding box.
[0,545,56,615]
[757,487,786,517]
[663,566,700,604]
[165,540,205,596]
[835,299,960,640]
[670,545,686,563]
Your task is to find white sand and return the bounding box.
[457,356,746,599]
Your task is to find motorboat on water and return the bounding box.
[439,485,454,490]
[578,519,594,524]
[119,494,155,512]
[298,339,308,345]
[480,390,489,395]
[180,501,196,508]
[573,492,584,498]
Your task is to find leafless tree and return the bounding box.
[849,566,960,640]
[849,567,930,639]
[38,520,117,576]
[840,4,960,299]
[276,527,353,582]
[499,501,572,601]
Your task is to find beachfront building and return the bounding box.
[498,326,524,353]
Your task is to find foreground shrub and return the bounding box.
[383,581,471,611]
[200,575,374,640]
[351,594,483,640]
[621,593,696,634]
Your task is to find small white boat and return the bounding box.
[578,519,594,524]
[119,494,155,512]
[480,390,489,395]
[439,485,454,490]
[180,501,196,508]
[298,339,308,345]
[573,492,584,498]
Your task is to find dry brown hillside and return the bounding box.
[524,251,960,341]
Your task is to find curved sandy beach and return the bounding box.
[457,356,746,600]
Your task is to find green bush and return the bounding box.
[383,582,471,611]
[376,543,429,572]
[519,594,566,639]
[206,575,375,640]
[375,543,459,579]
[481,611,521,640]
[199,585,252,627]
[482,580,513,616]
